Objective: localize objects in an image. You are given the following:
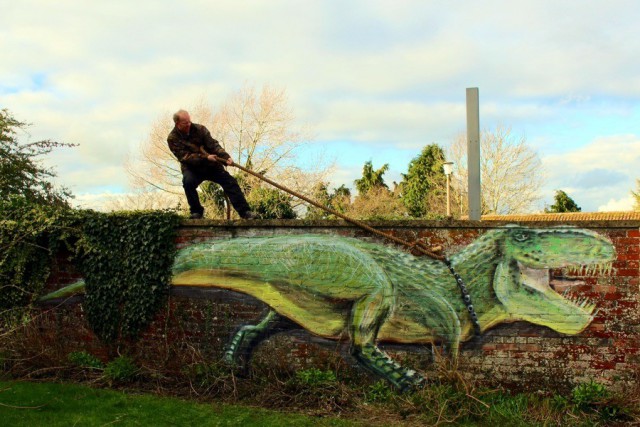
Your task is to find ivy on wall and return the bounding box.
[0,203,180,343]
[0,197,68,319]
[77,211,180,342]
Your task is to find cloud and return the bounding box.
[598,196,635,212]
[574,168,628,189]
[72,192,126,212]
[542,134,640,211]
[3,1,640,212]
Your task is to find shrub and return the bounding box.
[572,380,610,409]
[571,380,628,422]
[365,380,394,403]
[68,351,104,369]
[294,368,337,386]
[104,356,138,383]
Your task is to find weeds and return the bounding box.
[3,307,639,426]
[294,368,337,386]
[570,379,633,423]
[365,380,394,403]
[67,351,104,369]
[103,355,138,383]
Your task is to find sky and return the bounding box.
[3,0,639,212]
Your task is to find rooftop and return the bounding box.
[482,211,640,221]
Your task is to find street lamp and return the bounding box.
[443,162,454,217]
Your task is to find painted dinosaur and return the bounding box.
[41,226,615,390]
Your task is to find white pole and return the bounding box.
[446,173,451,216]
[466,88,481,221]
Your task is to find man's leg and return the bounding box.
[209,169,252,217]
[182,169,205,216]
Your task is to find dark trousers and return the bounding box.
[182,167,251,216]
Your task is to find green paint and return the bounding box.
[171,227,615,389]
[41,226,615,390]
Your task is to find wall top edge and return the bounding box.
[179,218,640,229]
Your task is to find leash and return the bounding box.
[222,159,482,336]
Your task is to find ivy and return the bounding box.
[0,196,70,321]
[77,210,180,342]
[0,204,180,343]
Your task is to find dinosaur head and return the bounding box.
[493,226,615,335]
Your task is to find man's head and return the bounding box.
[173,109,191,134]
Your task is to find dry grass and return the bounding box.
[2,311,639,426]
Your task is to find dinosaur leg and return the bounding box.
[349,292,425,391]
[223,309,292,372]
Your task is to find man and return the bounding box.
[167,109,257,220]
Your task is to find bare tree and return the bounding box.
[125,99,212,198]
[120,85,332,213]
[449,125,545,215]
[103,191,185,212]
[632,179,640,211]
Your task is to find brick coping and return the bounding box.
[180,211,640,229]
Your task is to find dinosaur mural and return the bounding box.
[42,226,615,390]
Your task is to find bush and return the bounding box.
[571,380,628,422]
[104,356,138,383]
[294,368,337,387]
[68,351,104,369]
[572,380,610,409]
[365,380,394,403]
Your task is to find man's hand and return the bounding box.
[207,154,234,166]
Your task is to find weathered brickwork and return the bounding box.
[39,218,640,393]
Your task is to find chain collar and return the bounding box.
[443,258,482,336]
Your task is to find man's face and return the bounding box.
[176,113,192,134]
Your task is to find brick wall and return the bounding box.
[39,217,640,392]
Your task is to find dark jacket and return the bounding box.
[167,123,230,173]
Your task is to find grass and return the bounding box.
[0,380,358,427]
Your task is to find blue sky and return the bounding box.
[2,1,639,212]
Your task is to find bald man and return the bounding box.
[167,109,257,219]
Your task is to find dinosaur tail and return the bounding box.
[38,279,86,302]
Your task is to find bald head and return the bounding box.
[173,109,191,134]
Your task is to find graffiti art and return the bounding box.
[41,226,615,390]
[170,226,615,390]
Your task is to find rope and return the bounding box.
[228,161,446,261]
[222,159,482,336]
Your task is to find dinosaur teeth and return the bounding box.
[564,261,613,277]
[561,291,596,314]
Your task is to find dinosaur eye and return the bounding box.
[514,232,529,242]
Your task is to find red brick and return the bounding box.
[627,230,640,238]
[497,343,519,351]
[628,260,639,269]
[617,237,640,245]
[617,269,639,277]
[594,285,617,293]
[591,360,617,370]
[522,344,542,352]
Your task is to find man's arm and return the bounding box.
[201,126,231,161]
[167,132,209,168]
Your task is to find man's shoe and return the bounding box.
[189,212,203,219]
[242,211,259,220]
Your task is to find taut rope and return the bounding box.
[223,159,482,336]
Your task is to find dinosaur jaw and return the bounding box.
[495,260,613,335]
[519,262,600,318]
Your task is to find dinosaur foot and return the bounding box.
[221,352,250,377]
[353,344,426,392]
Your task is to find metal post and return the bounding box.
[446,173,451,216]
[466,88,481,221]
